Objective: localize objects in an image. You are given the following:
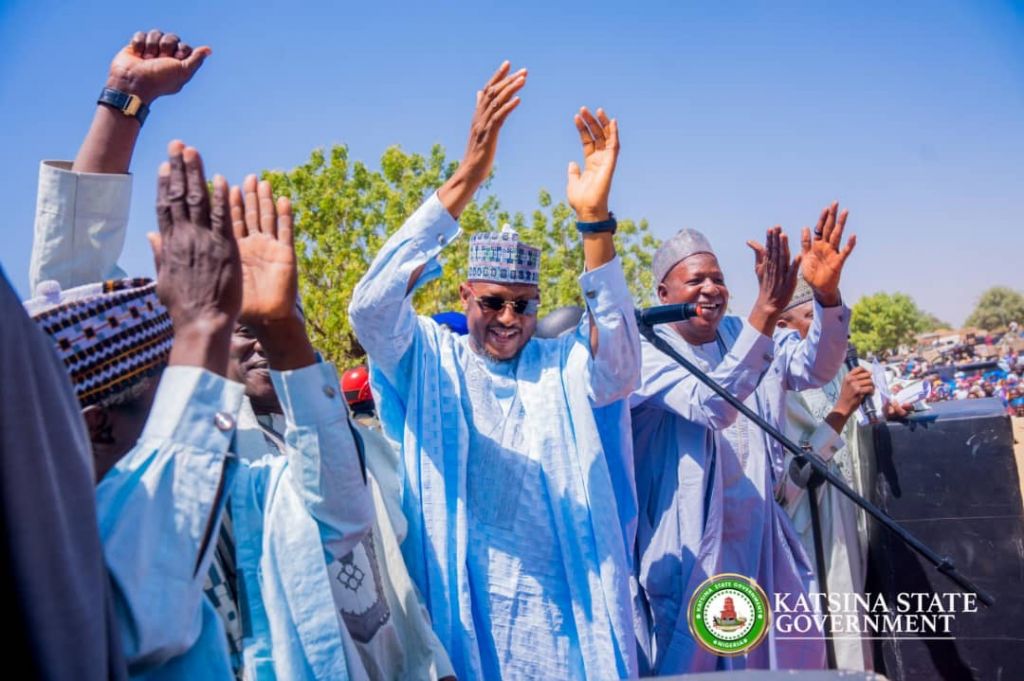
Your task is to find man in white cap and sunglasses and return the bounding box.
[350,62,642,680]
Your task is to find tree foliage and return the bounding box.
[917,311,951,332]
[266,144,659,367]
[850,292,932,356]
[964,286,1024,331]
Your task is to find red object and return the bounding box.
[342,365,373,406]
[720,597,737,620]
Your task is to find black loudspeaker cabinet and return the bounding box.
[857,397,1024,681]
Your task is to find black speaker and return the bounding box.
[858,397,1024,681]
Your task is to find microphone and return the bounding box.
[636,303,699,326]
[845,342,878,424]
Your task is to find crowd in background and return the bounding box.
[881,325,1024,415]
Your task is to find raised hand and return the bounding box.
[108,29,211,104]
[438,61,527,218]
[74,30,211,174]
[800,202,856,306]
[567,107,619,222]
[746,226,802,336]
[150,141,241,375]
[229,175,316,370]
[230,175,298,326]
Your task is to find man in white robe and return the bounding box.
[631,206,856,674]
[349,62,642,680]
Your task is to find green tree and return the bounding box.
[849,292,931,356]
[916,310,951,332]
[964,286,1024,330]
[267,144,658,366]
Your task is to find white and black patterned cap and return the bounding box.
[24,278,172,408]
[468,224,541,285]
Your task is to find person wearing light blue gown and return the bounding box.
[350,63,643,680]
[631,206,857,674]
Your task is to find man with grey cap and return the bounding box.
[630,204,855,674]
[349,62,641,680]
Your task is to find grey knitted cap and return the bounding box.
[652,228,716,284]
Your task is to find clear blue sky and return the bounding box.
[2,0,1022,325]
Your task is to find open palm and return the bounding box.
[567,107,619,221]
[230,175,298,325]
[801,202,856,296]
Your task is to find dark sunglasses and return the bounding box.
[473,295,540,316]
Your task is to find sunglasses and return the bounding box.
[472,294,540,316]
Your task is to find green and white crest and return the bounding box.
[688,573,771,656]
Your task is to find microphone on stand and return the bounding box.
[845,342,879,424]
[635,303,699,327]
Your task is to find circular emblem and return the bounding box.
[688,573,770,656]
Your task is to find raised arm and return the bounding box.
[99,141,243,668]
[632,323,775,428]
[634,226,801,427]
[781,202,856,389]
[30,29,210,293]
[567,107,622,354]
[562,106,640,403]
[349,61,526,379]
[230,174,372,558]
[75,30,210,174]
[437,61,527,220]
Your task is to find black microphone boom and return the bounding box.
[636,303,699,326]
[632,315,995,608]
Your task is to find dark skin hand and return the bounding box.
[746,226,803,337]
[799,202,856,307]
[825,366,876,434]
[229,175,316,371]
[149,140,241,377]
[408,61,526,293]
[73,30,211,174]
[149,139,239,570]
[437,61,527,220]
[824,367,912,432]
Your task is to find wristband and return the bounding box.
[575,212,617,234]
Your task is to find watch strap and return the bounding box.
[97,87,150,126]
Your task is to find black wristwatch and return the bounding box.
[97,87,150,126]
[576,212,617,235]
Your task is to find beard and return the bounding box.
[468,333,523,364]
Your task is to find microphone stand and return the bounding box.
[789,447,836,667]
[635,317,996,628]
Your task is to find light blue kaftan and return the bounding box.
[97,363,373,680]
[29,158,374,681]
[349,193,643,680]
[630,301,848,674]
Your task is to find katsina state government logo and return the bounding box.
[688,573,770,656]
